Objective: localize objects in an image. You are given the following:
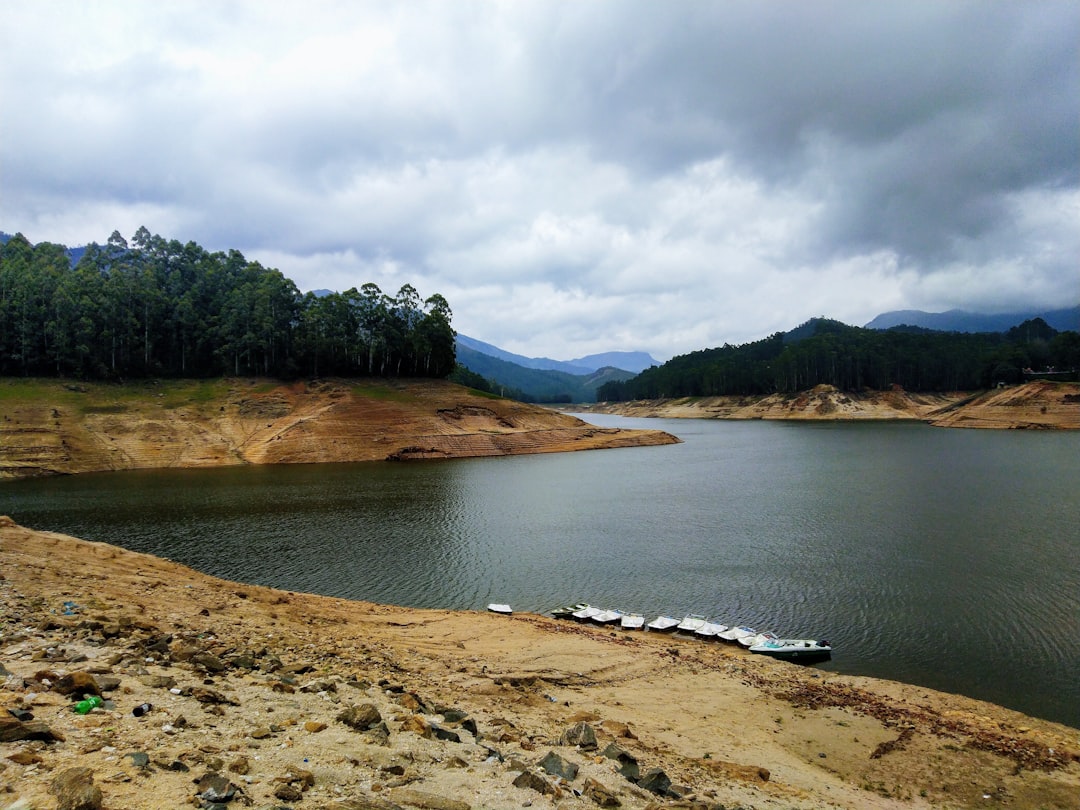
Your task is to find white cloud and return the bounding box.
[2,0,1077,360]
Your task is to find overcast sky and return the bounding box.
[3,1,1077,361]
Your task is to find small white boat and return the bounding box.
[551,603,589,619]
[718,625,756,643]
[694,620,728,640]
[591,609,623,624]
[646,615,680,632]
[486,603,512,614]
[676,614,708,633]
[739,631,778,648]
[620,612,645,630]
[572,605,602,621]
[749,638,832,662]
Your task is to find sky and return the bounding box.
[2,1,1077,361]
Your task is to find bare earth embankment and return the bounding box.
[3,518,1079,810]
[0,378,678,481]
[576,382,1080,430]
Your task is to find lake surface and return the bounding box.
[4,416,1079,728]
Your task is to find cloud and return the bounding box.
[2,0,1077,360]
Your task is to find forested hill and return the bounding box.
[0,229,455,380]
[597,317,1080,401]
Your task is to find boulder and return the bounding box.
[55,671,101,697]
[560,720,598,750]
[582,777,622,807]
[337,702,384,730]
[512,769,556,796]
[538,750,579,781]
[49,767,102,810]
[637,767,673,797]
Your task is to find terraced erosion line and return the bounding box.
[0,377,680,480]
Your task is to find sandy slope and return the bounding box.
[0,378,678,480]
[579,382,1080,429]
[2,518,1078,810]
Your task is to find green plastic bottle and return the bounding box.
[73,696,104,714]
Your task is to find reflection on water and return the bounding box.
[5,417,1080,728]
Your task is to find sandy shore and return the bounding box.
[574,382,1080,430]
[2,517,1078,810]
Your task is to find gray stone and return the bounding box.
[636,767,672,797]
[538,750,579,782]
[602,742,640,782]
[192,652,227,672]
[196,772,238,803]
[431,724,461,743]
[512,769,556,795]
[560,721,598,750]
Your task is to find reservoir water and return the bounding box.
[4,415,1079,728]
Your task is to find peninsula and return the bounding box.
[0,377,678,481]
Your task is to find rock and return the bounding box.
[192,652,227,672]
[94,674,121,692]
[400,714,431,737]
[227,755,250,774]
[300,678,338,693]
[274,782,304,801]
[196,772,239,803]
[7,751,43,765]
[600,720,637,740]
[55,671,101,697]
[49,766,103,810]
[126,752,150,769]
[190,686,237,705]
[513,769,557,795]
[305,720,328,733]
[582,777,622,807]
[560,721,598,750]
[0,714,65,743]
[337,702,384,730]
[538,750,579,781]
[637,767,673,797]
[138,673,177,689]
[431,724,461,743]
[323,795,407,810]
[601,743,639,781]
[387,787,472,809]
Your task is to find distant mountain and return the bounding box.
[865,307,1079,333]
[0,231,85,266]
[455,344,637,403]
[456,334,657,375]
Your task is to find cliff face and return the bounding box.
[925,381,1080,429]
[582,382,1080,429]
[0,378,679,480]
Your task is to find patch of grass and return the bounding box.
[350,381,412,402]
[466,388,504,400]
[79,403,129,414]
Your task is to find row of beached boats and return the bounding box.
[487,602,832,662]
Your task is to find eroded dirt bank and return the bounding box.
[576,382,1080,429]
[0,378,679,481]
[2,518,1079,810]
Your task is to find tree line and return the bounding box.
[0,229,456,380]
[597,317,1080,401]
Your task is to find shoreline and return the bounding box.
[569,381,1080,430]
[0,377,679,482]
[2,517,1078,809]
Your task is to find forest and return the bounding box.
[0,229,456,380]
[597,317,1080,402]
